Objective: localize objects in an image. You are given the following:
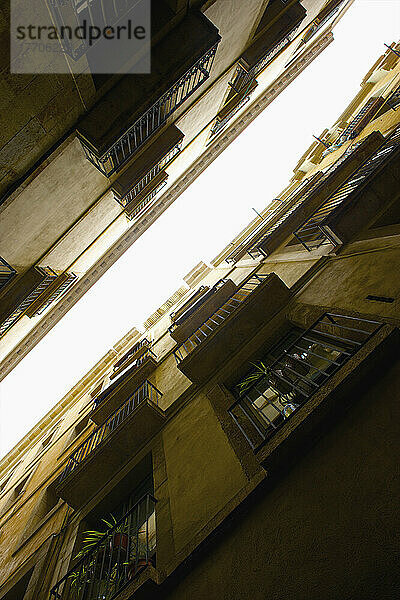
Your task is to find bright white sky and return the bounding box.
[1,0,399,459]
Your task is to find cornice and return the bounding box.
[0,30,333,384]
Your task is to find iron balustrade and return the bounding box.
[230,24,300,95]
[0,267,58,337]
[209,94,252,138]
[301,0,343,44]
[113,338,151,372]
[169,279,229,332]
[386,85,400,111]
[126,179,168,220]
[33,272,77,316]
[173,275,268,362]
[229,313,383,450]
[94,349,158,408]
[50,493,156,600]
[225,177,315,263]
[0,257,16,292]
[60,381,162,481]
[248,140,367,257]
[293,127,400,250]
[115,142,182,209]
[81,43,219,176]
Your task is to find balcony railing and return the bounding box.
[169,279,229,332]
[224,177,316,264]
[60,381,162,481]
[173,275,268,362]
[0,267,58,337]
[115,141,181,209]
[229,313,383,451]
[230,21,300,95]
[81,43,219,176]
[0,257,16,293]
[113,338,151,372]
[50,493,156,600]
[293,127,400,250]
[209,94,252,138]
[94,349,158,408]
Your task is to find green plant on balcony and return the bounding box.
[68,515,128,597]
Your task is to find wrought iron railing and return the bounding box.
[247,140,370,257]
[230,23,300,95]
[301,0,343,44]
[209,94,252,138]
[33,272,77,316]
[113,338,151,372]
[293,127,400,250]
[0,257,16,292]
[173,274,268,362]
[224,178,315,264]
[50,493,157,600]
[386,85,400,111]
[169,279,229,332]
[94,349,158,408]
[229,313,382,450]
[0,267,58,337]
[60,381,162,481]
[81,43,219,176]
[115,142,182,209]
[126,179,168,220]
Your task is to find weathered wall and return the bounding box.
[158,357,400,600]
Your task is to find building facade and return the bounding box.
[0,0,354,379]
[0,35,399,600]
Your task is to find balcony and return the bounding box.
[111,124,183,218]
[0,257,16,293]
[169,278,237,345]
[0,267,76,337]
[229,312,383,451]
[77,12,220,176]
[301,0,345,44]
[209,79,258,139]
[329,97,386,151]
[251,131,384,257]
[173,274,292,384]
[293,127,400,250]
[91,349,158,426]
[55,382,164,509]
[50,493,156,600]
[229,1,305,95]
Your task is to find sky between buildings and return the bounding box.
[1,0,399,458]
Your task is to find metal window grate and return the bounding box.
[60,381,162,481]
[50,493,157,600]
[81,43,219,176]
[228,312,383,451]
[173,275,269,362]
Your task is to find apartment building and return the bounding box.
[0,0,353,380]
[0,33,399,600]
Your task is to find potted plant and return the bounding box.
[69,515,128,595]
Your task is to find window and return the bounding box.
[229,313,382,449]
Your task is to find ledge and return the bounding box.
[54,400,166,509]
[177,274,292,385]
